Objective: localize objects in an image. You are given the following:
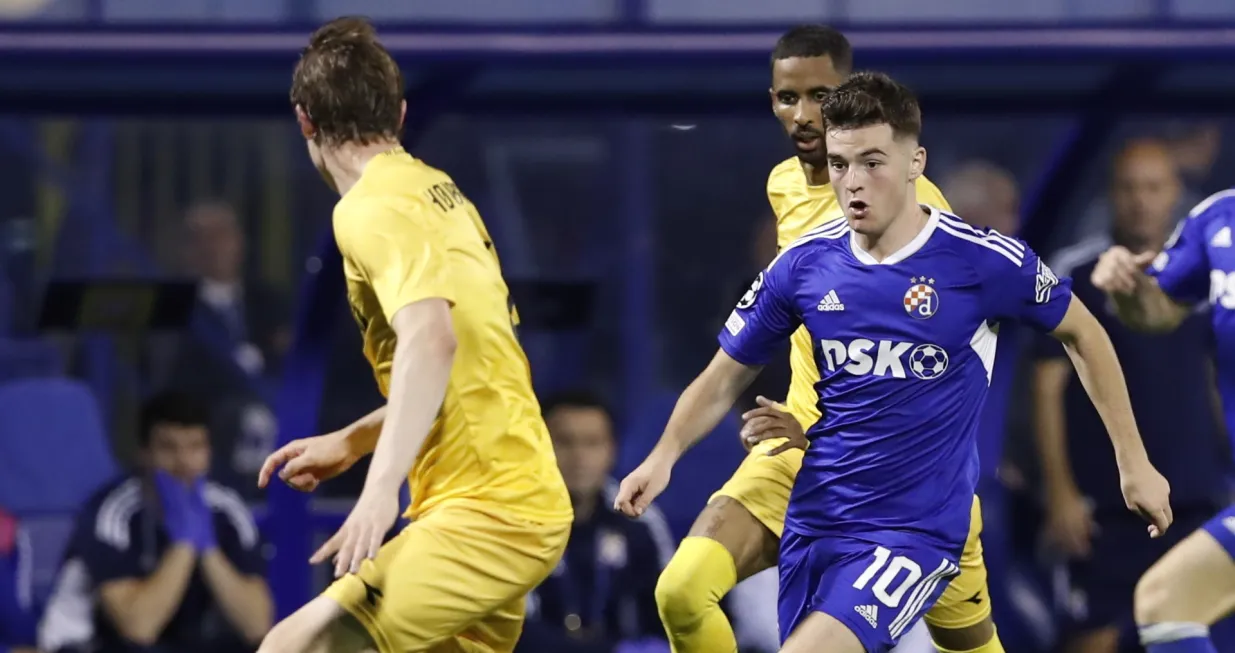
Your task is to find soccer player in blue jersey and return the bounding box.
[615,72,1173,653]
[1093,190,1235,653]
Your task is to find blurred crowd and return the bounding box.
[0,118,1234,653]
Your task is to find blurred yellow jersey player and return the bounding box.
[257,18,571,653]
[652,25,1005,653]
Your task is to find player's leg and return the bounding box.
[1134,507,1235,653]
[258,595,376,653]
[924,497,1006,653]
[655,442,796,653]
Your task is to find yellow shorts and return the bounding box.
[712,439,992,630]
[323,502,570,653]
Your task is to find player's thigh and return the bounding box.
[1135,507,1235,625]
[436,596,526,653]
[327,505,568,653]
[925,496,995,649]
[1058,628,1121,653]
[780,611,865,653]
[781,532,961,653]
[258,595,375,653]
[704,440,801,579]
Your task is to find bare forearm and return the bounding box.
[102,546,196,644]
[650,351,760,464]
[366,336,454,494]
[1111,275,1188,333]
[342,405,388,456]
[1062,329,1149,468]
[200,551,272,643]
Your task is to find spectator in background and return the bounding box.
[519,392,674,653]
[1031,138,1228,653]
[161,200,290,495]
[0,507,36,653]
[38,392,271,653]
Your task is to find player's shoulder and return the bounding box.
[766,218,850,274]
[1047,233,1110,278]
[87,475,142,550]
[913,176,949,209]
[1185,188,1235,224]
[932,208,1028,270]
[767,156,805,195]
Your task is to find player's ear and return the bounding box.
[294,105,317,141]
[399,100,407,127]
[908,145,926,182]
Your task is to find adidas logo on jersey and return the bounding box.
[855,604,879,628]
[1214,226,1232,248]
[817,290,845,311]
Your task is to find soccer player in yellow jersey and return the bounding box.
[649,26,1006,653]
[254,18,572,653]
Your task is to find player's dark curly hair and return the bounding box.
[821,71,922,140]
[139,391,210,447]
[771,25,853,73]
[290,16,405,146]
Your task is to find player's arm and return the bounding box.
[615,259,801,517]
[199,503,272,644]
[314,202,457,575]
[95,545,196,645]
[334,405,387,457]
[1096,213,1208,333]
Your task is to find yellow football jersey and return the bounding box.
[333,147,572,524]
[766,156,952,426]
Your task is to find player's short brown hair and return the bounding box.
[821,71,922,140]
[771,25,853,74]
[290,17,405,146]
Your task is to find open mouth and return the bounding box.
[848,200,870,217]
[793,132,821,151]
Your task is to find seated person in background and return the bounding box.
[517,392,675,653]
[38,392,271,653]
[0,507,36,653]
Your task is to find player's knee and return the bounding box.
[656,556,712,628]
[1135,561,1186,624]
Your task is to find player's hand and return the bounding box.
[311,488,399,577]
[1043,485,1096,558]
[740,396,807,455]
[1118,459,1173,538]
[614,458,672,519]
[1091,246,1157,295]
[257,431,360,492]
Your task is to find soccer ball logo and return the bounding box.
[904,279,938,319]
[737,272,764,309]
[909,344,949,380]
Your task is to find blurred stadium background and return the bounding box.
[4,1,1235,651]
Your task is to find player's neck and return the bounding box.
[571,491,600,522]
[857,200,930,262]
[799,160,829,187]
[323,140,404,196]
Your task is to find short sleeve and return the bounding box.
[335,201,455,323]
[718,256,801,366]
[982,239,1073,333]
[1149,213,1210,304]
[75,508,143,584]
[204,484,266,577]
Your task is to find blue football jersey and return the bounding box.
[1150,189,1235,437]
[719,207,1073,552]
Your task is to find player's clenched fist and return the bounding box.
[740,396,807,455]
[1091,245,1157,295]
[1118,458,1173,538]
[614,459,672,518]
[257,431,361,492]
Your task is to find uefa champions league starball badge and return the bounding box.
[903,276,938,320]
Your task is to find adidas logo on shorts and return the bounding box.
[855,604,878,628]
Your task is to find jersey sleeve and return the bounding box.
[205,484,266,577]
[914,176,952,213]
[75,510,143,584]
[1149,212,1210,304]
[334,201,456,323]
[717,254,801,366]
[982,239,1073,332]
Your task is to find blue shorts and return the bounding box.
[778,529,961,652]
[1201,504,1235,561]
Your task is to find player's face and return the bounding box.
[770,56,846,167]
[144,423,211,484]
[547,406,615,500]
[826,123,924,236]
[1110,150,1181,251]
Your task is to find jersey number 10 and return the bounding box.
[852,546,923,609]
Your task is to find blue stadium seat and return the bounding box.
[0,378,117,603]
[0,338,62,385]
